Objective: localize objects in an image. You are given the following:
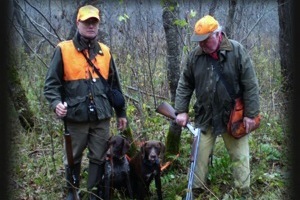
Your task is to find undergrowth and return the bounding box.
[8,43,291,199]
[8,99,291,199]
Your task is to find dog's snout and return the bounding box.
[150,154,157,159]
[148,147,158,161]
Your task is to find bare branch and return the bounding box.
[10,19,49,68]
[31,19,63,41]
[240,6,277,44]
[14,0,57,48]
[23,0,62,42]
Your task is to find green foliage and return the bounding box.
[189,10,197,18]
[118,14,129,22]
[174,19,188,27]
[208,152,231,186]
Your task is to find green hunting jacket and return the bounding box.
[175,32,260,135]
[44,32,126,122]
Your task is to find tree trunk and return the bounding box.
[162,1,180,105]
[208,0,218,16]
[7,62,35,131]
[278,0,293,92]
[162,0,182,157]
[10,0,35,131]
[279,1,297,198]
[224,0,237,39]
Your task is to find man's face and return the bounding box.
[199,32,220,54]
[77,18,99,39]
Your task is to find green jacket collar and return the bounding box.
[72,31,103,56]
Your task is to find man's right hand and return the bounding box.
[56,102,67,118]
[175,112,189,127]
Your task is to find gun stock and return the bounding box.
[155,102,177,120]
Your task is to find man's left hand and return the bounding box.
[243,117,257,133]
[117,117,127,131]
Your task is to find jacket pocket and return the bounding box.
[93,93,113,119]
[193,104,206,123]
[65,96,89,122]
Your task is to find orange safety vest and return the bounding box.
[58,40,111,81]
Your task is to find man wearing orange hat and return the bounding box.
[44,5,127,200]
[175,15,260,198]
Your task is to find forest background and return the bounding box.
[2,0,296,199]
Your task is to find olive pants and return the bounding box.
[63,118,111,166]
[192,127,250,191]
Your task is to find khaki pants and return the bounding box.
[63,118,111,166]
[193,127,250,191]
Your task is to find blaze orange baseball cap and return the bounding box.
[191,15,219,42]
[77,5,100,22]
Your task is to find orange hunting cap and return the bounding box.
[191,15,220,42]
[77,5,100,22]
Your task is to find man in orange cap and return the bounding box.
[175,15,260,198]
[44,4,127,200]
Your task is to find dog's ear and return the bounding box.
[159,142,166,154]
[141,141,147,159]
[106,135,114,150]
[108,136,117,146]
[122,138,130,155]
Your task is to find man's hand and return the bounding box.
[117,117,127,131]
[175,112,189,127]
[243,117,257,133]
[56,102,67,118]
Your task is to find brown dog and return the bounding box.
[129,140,165,200]
[103,135,133,200]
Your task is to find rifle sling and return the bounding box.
[81,51,110,89]
[210,57,238,99]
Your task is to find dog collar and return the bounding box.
[143,159,160,167]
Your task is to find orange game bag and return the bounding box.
[227,97,261,139]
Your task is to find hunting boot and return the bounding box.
[65,163,81,200]
[87,162,104,200]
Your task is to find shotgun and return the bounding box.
[64,119,80,200]
[155,102,201,200]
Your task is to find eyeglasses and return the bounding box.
[79,18,99,26]
[200,32,219,43]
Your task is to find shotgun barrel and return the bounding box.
[185,128,200,200]
[64,119,80,200]
[155,102,201,200]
